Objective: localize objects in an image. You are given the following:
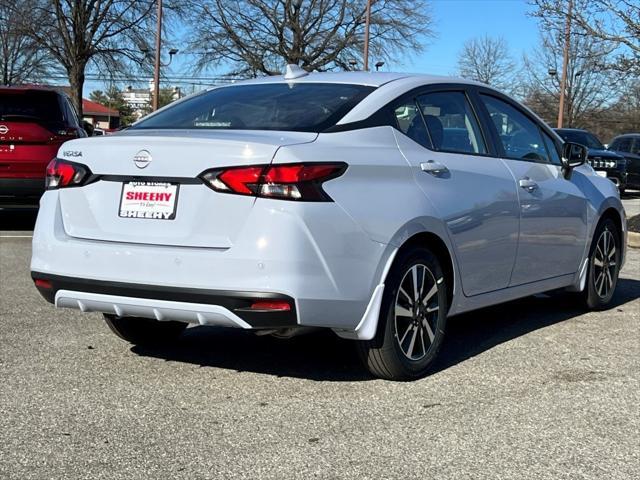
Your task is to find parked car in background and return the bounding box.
[0,86,87,207]
[608,133,640,191]
[555,128,627,194]
[32,70,627,380]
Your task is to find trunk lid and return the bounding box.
[57,130,317,248]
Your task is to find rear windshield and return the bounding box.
[131,83,375,132]
[556,130,604,150]
[0,91,64,125]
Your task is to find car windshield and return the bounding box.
[0,90,63,125]
[557,130,604,150]
[131,83,375,133]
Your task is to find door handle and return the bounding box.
[420,160,449,176]
[518,177,539,192]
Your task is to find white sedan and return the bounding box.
[32,67,626,380]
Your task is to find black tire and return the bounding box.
[583,217,621,310]
[357,247,448,381]
[104,314,187,346]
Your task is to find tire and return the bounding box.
[357,247,448,381]
[104,314,187,346]
[583,218,621,310]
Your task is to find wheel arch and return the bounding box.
[392,231,455,310]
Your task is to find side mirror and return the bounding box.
[82,120,95,137]
[562,142,588,168]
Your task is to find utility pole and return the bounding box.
[363,0,372,71]
[557,0,573,128]
[152,0,163,111]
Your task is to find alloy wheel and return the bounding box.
[593,228,617,298]
[394,264,440,361]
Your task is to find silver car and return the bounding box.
[32,69,627,380]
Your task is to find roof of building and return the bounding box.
[82,98,119,117]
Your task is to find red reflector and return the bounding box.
[250,301,291,312]
[34,279,53,289]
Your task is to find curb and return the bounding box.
[628,231,640,249]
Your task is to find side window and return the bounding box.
[416,91,487,154]
[616,137,632,153]
[631,139,640,155]
[393,101,430,148]
[480,94,549,163]
[541,131,562,165]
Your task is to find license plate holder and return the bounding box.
[119,181,179,220]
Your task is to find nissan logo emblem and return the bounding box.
[0,125,8,135]
[133,150,152,169]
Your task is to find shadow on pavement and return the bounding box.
[0,208,38,231]
[132,277,640,382]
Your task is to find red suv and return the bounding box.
[0,86,87,207]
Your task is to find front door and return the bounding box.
[477,93,588,285]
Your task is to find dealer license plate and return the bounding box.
[119,181,179,220]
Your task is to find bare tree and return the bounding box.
[456,35,516,90]
[522,29,618,128]
[184,0,435,76]
[16,0,158,115]
[0,0,54,84]
[530,0,640,75]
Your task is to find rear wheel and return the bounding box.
[583,218,621,310]
[357,247,448,381]
[104,314,187,346]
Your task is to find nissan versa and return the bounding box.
[31,69,627,380]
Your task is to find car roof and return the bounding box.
[0,85,61,93]
[612,133,640,138]
[232,71,485,88]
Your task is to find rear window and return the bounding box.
[131,83,375,133]
[0,91,64,125]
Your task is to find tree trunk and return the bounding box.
[67,63,86,117]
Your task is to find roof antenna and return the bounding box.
[284,64,309,80]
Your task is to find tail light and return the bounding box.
[199,163,347,201]
[45,158,92,190]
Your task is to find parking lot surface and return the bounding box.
[1,208,638,480]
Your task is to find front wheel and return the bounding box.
[583,218,621,310]
[357,247,448,381]
[104,314,187,346]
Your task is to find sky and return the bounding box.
[82,0,542,96]
[407,0,540,75]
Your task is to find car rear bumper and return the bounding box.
[0,178,44,206]
[32,272,298,329]
[31,190,389,332]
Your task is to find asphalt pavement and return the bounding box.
[0,207,638,480]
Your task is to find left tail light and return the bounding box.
[199,162,347,201]
[45,158,92,190]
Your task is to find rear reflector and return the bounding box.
[249,301,291,312]
[200,162,347,201]
[34,279,53,289]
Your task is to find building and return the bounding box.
[121,82,183,120]
[82,99,120,130]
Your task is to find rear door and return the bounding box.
[474,92,588,285]
[393,87,520,297]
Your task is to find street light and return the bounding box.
[375,61,384,71]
